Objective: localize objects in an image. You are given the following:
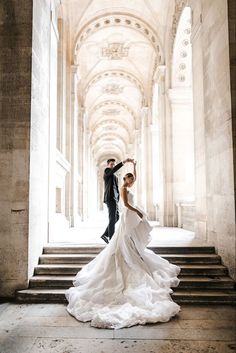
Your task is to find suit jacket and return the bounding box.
[103,162,124,203]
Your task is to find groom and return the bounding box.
[101,158,133,244]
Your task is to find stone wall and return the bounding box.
[0,0,33,296]
[28,0,51,278]
[191,0,236,279]
[0,0,52,297]
[228,0,236,211]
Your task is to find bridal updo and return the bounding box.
[123,173,134,181]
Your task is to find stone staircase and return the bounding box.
[16,245,236,304]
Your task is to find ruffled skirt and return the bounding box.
[65,207,181,329]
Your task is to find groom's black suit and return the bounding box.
[103,161,124,240]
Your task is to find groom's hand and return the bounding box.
[123,158,134,163]
[123,158,131,164]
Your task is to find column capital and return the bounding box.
[141,106,149,116]
[153,65,166,83]
[71,65,81,97]
[71,64,81,80]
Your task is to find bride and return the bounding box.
[65,160,181,329]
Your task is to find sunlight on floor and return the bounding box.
[49,210,205,246]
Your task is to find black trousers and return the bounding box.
[103,199,119,240]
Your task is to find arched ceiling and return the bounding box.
[62,0,173,165]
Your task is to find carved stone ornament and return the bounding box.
[102,84,123,94]
[171,0,188,52]
[102,109,121,115]
[101,43,129,60]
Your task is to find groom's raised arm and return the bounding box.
[104,161,124,177]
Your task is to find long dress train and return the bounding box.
[65,191,181,329]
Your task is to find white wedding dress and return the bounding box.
[65,191,181,329]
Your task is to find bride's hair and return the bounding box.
[123,173,134,181]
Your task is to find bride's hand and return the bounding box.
[137,210,143,218]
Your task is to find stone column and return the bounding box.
[167,87,195,226]
[134,128,142,206]
[48,9,59,238]
[82,110,89,220]
[0,0,32,296]
[227,0,236,212]
[0,0,52,296]
[189,0,235,279]
[98,165,105,211]
[145,110,156,220]
[69,65,80,227]
[189,0,207,240]
[56,18,63,152]
[150,123,160,221]
[153,65,174,226]
[140,107,148,212]
[97,168,101,211]
[77,105,84,220]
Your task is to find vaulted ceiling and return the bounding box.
[61,0,174,166]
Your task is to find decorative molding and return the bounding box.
[92,119,132,136]
[171,0,188,53]
[90,100,136,119]
[101,43,129,60]
[153,65,166,83]
[74,13,163,62]
[102,109,121,115]
[92,132,128,146]
[93,141,124,156]
[84,70,146,103]
[103,125,118,131]
[102,83,123,95]
[171,5,192,87]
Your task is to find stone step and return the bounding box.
[29,275,235,289]
[39,253,221,265]
[178,276,235,289]
[17,244,235,305]
[34,264,228,276]
[172,290,236,304]
[179,265,228,276]
[29,276,75,288]
[16,288,236,305]
[40,254,96,264]
[35,264,83,275]
[43,246,105,254]
[43,245,216,255]
[17,289,67,303]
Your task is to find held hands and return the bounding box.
[123,158,136,164]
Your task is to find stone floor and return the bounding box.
[0,303,235,353]
[51,209,198,246]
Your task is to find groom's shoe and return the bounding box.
[101,234,109,244]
